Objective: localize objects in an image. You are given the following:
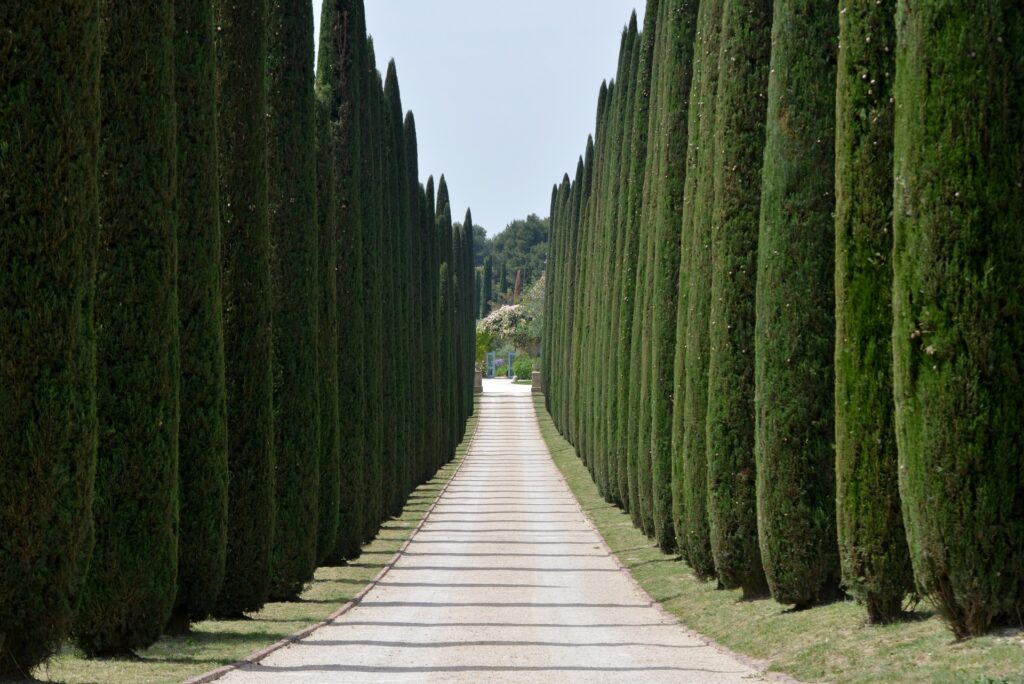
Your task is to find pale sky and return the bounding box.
[313,1,646,236]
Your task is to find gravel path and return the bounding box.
[220,379,764,683]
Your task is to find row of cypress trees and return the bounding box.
[0,0,476,675]
[543,0,1023,637]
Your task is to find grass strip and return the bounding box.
[33,409,479,684]
[533,396,1023,684]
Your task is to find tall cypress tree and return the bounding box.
[0,1,100,673]
[754,0,840,609]
[75,0,180,654]
[675,0,723,570]
[652,0,700,556]
[313,83,340,563]
[170,0,230,630]
[600,18,639,504]
[383,62,409,516]
[482,256,494,318]
[214,0,275,616]
[892,0,1024,637]
[333,0,368,562]
[834,0,911,623]
[704,0,771,598]
[361,60,387,540]
[267,0,320,599]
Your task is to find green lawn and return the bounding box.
[32,410,479,684]
[532,396,1024,684]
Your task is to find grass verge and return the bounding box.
[532,395,1024,684]
[32,409,479,684]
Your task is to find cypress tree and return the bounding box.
[267,0,320,598]
[834,0,911,623]
[462,209,477,422]
[383,64,408,517]
[214,0,276,616]
[499,262,508,302]
[313,83,340,563]
[333,0,368,562]
[674,0,723,569]
[704,0,771,598]
[0,1,100,673]
[403,114,427,486]
[364,60,387,540]
[608,6,655,510]
[170,0,230,630]
[482,256,494,318]
[892,0,1024,637]
[360,50,386,541]
[754,0,840,609]
[653,0,701,557]
[75,0,180,654]
[599,19,639,503]
[616,10,656,513]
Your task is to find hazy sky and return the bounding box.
[313,1,646,236]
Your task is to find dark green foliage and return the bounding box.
[892,0,1024,637]
[313,86,340,563]
[267,0,320,599]
[834,0,911,623]
[675,0,722,572]
[332,0,368,562]
[75,0,180,654]
[485,215,549,299]
[171,0,229,628]
[482,255,494,317]
[383,62,409,517]
[362,60,388,540]
[615,8,655,515]
[651,0,700,558]
[704,0,771,598]
[214,0,275,616]
[0,0,100,673]
[754,0,840,609]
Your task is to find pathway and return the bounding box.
[221,379,763,683]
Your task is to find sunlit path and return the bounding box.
[221,379,762,683]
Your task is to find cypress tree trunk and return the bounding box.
[0,1,100,673]
[704,0,771,598]
[170,0,230,630]
[333,0,368,562]
[267,0,320,599]
[754,0,840,609]
[76,0,180,653]
[892,0,1024,638]
[834,0,911,623]
[652,0,700,556]
[214,0,276,616]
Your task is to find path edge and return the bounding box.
[529,395,801,684]
[182,414,480,684]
